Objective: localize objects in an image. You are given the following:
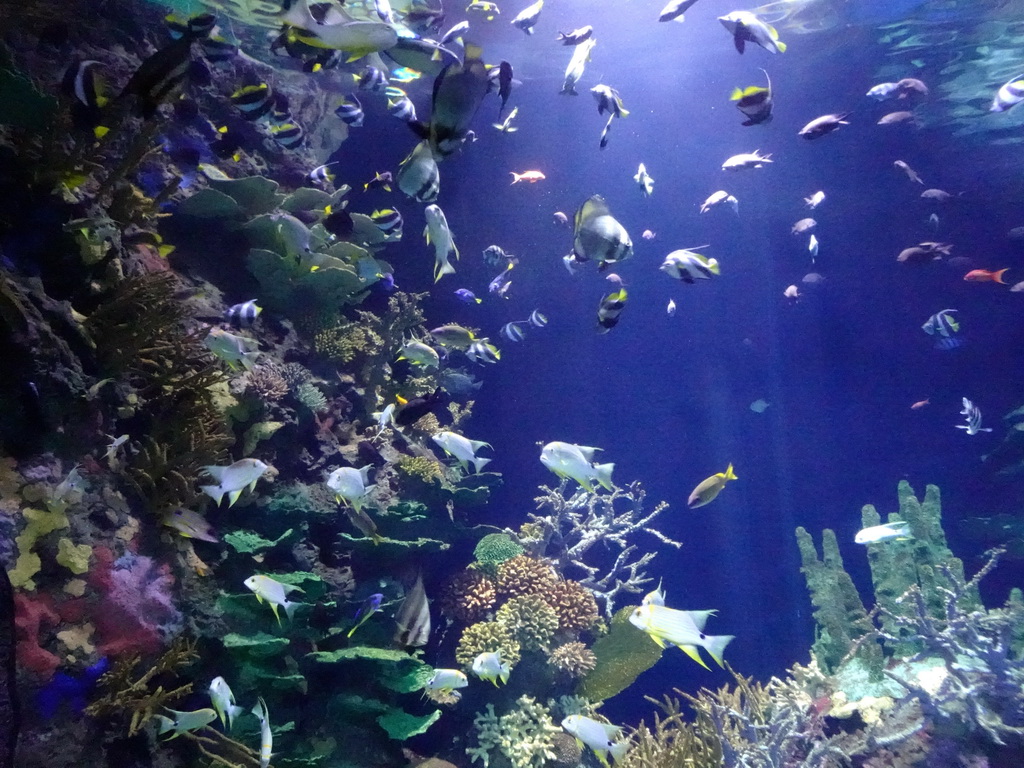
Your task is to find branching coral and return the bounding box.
[467,696,562,768]
[496,594,559,652]
[85,637,198,736]
[456,621,521,669]
[526,480,680,614]
[440,569,497,624]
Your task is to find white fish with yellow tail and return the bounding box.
[244,574,303,624]
[397,339,440,369]
[718,10,786,54]
[432,431,492,473]
[200,458,269,507]
[561,715,629,767]
[471,651,511,685]
[154,708,217,739]
[633,163,654,197]
[325,466,375,512]
[539,441,614,493]
[560,37,596,95]
[424,204,459,282]
[208,676,244,730]
[394,572,430,647]
[628,603,733,669]
[641,579,665,607]
[687,463,737,508]
[397,140,439,203]
[426,668,468,694]
[855,521,912,545]
[251,696,272,768]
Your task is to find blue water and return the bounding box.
[339,0,1024,720]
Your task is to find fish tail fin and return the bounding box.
[510,172,520,183]
[227,489,243,506]
[201,484,225,505]
[707,258,721,275]
[284,599,299,622]
[678,644,711,670]
[594,462,615,491]
[434,258,456,283]
[775,40,787,53]
[725,463,737,480]
[270,603,283,625]
[499,666,510,685]
[155,715,176,736]
[994,268,1009,284]
[226,704,245,730]
[471,456,491,473]
[609,740,630,764]
[703,634,734,668]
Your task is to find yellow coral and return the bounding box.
[64,579,87,597]
[56,538,92,574]
[10,506,70,590]
[456,621,522,668]
[496,594,559,652]
[57,623,96,654]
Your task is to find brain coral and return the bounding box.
[546,580,600,633]
[456,621,521,669]
[496,555,558,600]
[473,533,525,573]
[496,594,559,652]
[440,569,497,624]
[548,641,597,679]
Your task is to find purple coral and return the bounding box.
[89,547,183,656]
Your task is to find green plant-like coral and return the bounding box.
[577,606,662,702]
[473,532,525,574]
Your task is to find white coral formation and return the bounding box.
[467,696,562,768]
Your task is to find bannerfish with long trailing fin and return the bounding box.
[921,309,961,349]
[252,697,271,768]
[634,163,654,197]
[596,288,627,332]
[660,247,717,283]
[394,572,430,647]
[957,397,992,435]
[731,68,772,125]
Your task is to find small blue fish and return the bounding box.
[348,592,384,637]
[455,289,481,304]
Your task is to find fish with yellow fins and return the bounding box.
[731,68,773,125]
[718,11,786,54]
[629,603,734,669]
[687,463,737,508]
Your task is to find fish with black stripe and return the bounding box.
[572,195,632,270]
[231,83,274,121]
[597,288,627,333]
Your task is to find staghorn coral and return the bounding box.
[456,621,521,669]
[496,594,559,652]
[548,642,597,680]
[246,363,289,402]
[85,637,198,737]
[546,580,599,633]
[528,479,680,614]
[473,533,525,574]
[496,555,558,601]
[440,569,497,624]
[467,696,561,768]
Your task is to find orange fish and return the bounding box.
[964,268,1008,283]
[510,170,545,184]
[910,399,929,410]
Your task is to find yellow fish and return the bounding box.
[687,463,737,508]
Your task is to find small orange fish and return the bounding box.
[911,399,930,410]
[510,170,545,184]
[964,268,1008,283]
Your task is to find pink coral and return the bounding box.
[14,593,61,679]
[88,546,182,656]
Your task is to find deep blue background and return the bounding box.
[335,0,1024,725]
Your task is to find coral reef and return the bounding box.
[456,622,522,669]
[496,556,558,601]
[466,696,561,768]
[495,594,559,652]
[473,533,525,575]
[548,642,597,680]
[440,569,497,624]
[545,580,599,633]
[526,479,680,614]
